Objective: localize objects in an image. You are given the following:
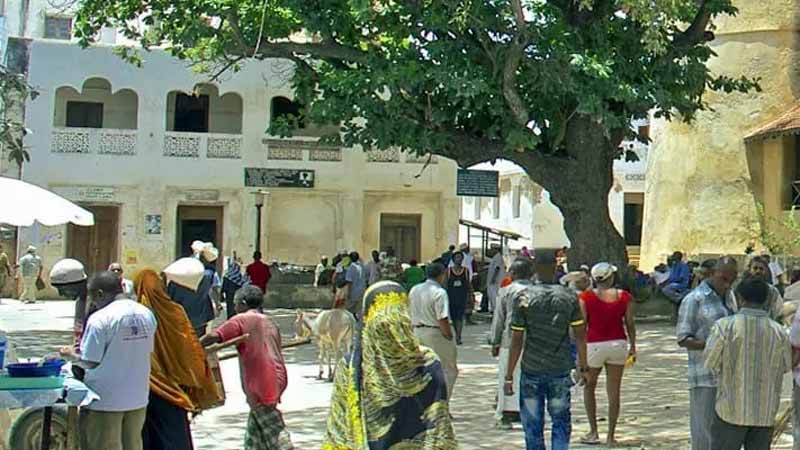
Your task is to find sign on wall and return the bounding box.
[457,169,499,197]
[244,168,315,188]
[145,215,162,235]
[53,186,115,201]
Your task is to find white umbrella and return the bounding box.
[0,177,94,226]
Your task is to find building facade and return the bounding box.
[0,4,461,279]
[640,0,798,269]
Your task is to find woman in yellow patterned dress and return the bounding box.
[323,280,456,450]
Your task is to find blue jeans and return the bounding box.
[519,371,573,450]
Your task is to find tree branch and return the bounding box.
[207,55,245,82]
[225,10,254,54]
[502,0,531,128]
[255,40,368,64]
[672,0,714,47]
[433,128,570,190]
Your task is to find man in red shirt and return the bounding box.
[246,251,271,294]
[201,284,293,450]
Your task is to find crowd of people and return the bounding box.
[318,245,800,450]
[9,237,800,450]
[0,241,288,450]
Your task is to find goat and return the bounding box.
[295,309,356,381]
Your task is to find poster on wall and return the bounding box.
[145,214,162,235]
[125,249,138,266]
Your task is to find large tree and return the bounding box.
[75,0,755,266]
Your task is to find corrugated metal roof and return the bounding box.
[745,105,800,142]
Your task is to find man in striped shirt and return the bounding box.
[705,275,792,450]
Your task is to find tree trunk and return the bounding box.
[553,188,628,269]
[515,115,628,269]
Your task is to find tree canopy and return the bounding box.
[76,0,754,170]
[73,0,758,264]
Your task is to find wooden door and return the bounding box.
[67,205,119,273]
[380,214,421,263]
[176,205,224,272]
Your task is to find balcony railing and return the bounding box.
[163,132,242,159]
[51,128,138,155]
[263,138,342,162]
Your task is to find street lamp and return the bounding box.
[253,191,267,253]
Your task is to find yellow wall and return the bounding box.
[640,3,800,269]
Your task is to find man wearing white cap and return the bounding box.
[17,245,42,304]
[50,258,89,344]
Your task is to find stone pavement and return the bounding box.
[1,299,796,449]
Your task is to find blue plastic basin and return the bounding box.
[5,359,66,378]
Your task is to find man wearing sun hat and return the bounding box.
[50,258,90,344]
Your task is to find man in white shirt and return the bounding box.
[487,248,507,313]
[409,262,458,397]
[60,271,157,450]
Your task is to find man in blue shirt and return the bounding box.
[663,251,691,304]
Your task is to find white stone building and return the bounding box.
[461,120,649,265]
[0,1,461,278]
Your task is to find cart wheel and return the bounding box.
[8,406,69,450]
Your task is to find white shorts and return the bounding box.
[587,339,628,368]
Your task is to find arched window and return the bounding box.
[54,77,138,129]
[166,84,243,134]
[271,96,305,129]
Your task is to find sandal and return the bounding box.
[580,434,601,445]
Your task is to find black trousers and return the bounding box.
[710,413,772,450]
[142,392,194,450]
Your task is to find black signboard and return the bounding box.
[244,168,315,188]
[457,169,499,197]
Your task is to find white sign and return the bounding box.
[622,173,646,190]
[53,186,115,201]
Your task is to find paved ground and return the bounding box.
[0,298,796,449]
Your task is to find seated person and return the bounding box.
[661,251,691,304]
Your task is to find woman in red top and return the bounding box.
[579,262,637,446]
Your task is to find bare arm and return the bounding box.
[572,323,588,371]
[58,346,99,369]
[438,318,453,341]
[679,337,706,351]
[504,330,525,394]
[199,332,222,347]
[211,286,222,305]
[625,300,637,354]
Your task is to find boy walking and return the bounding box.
[200,285,293,450]
[705,275,792,450]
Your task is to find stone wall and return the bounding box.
[640,2,800,269]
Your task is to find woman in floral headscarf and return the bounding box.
[323,281,456,450]
[135,269,220,450]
